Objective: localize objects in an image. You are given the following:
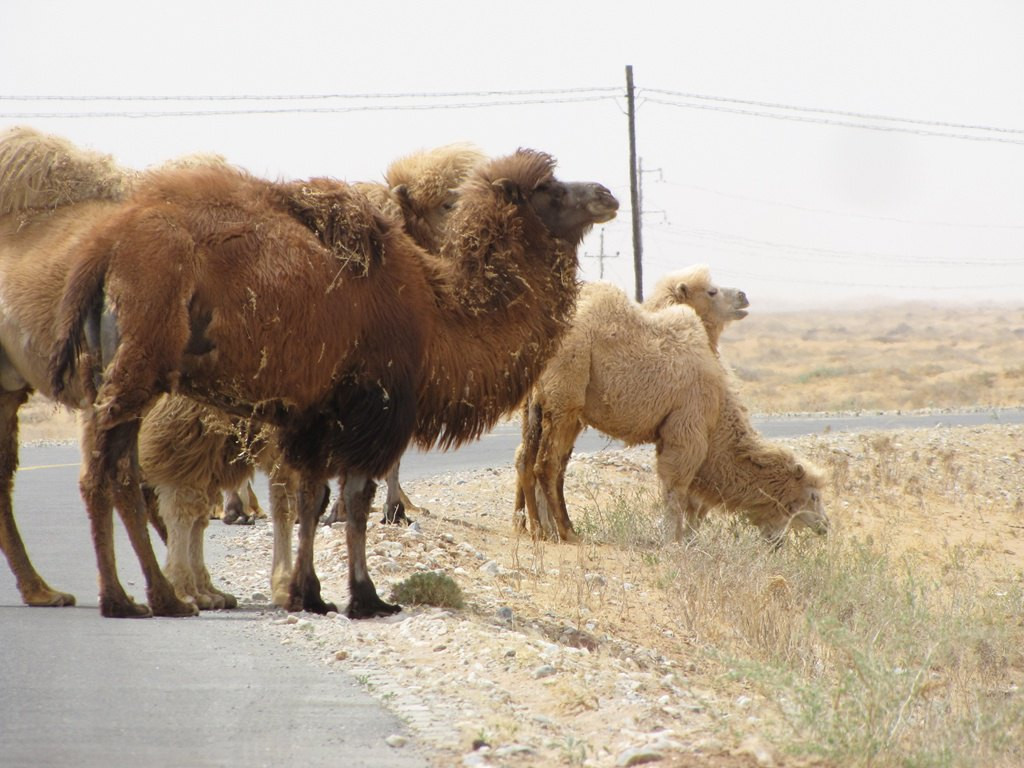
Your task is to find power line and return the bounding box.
[658,179,1024,231]
[0,86,621,102]
[0,94,619,120]
[642,96,1024,146]
[645,223,1023,267]
[642,87,1024,137]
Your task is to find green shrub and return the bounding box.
[389,571,465,609]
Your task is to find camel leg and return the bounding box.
[78,414,151,617]
[381,461,413,525]
[159,485,210,608]
[534,410,582,543]
[269,464,298,607]
[0,389,76,607]
[680,496,710,541]
[189,501,237,609]
[513,398,540,534]
[222,480,260,525]
[654,428,707,544]
[321,476,346,526]
[342,471,400,619]
[108,424,197,617]
[513,444,530,533]
[142,484,168,544]
[287,477,335,614]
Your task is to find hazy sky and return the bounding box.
[3,1,1022,309]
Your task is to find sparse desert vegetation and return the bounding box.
[726,302,1024,413]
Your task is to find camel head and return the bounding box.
[758,461,830,544]
[477,149,619,247]
[646,264,749,330]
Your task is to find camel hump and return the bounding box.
[0,126,130,216]
[277,178,393,272]
[384,143,487,209]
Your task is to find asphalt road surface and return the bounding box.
[2,407,1022,766]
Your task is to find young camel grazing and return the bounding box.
[142,143,486,609]
[517,280,827,545]
[514,265,749,540]
[50,150,618,618]
[0,126,194,615]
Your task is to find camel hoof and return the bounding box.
[101,597,153,619]
[286,595,338,615]
[150,593,200,617]
[380,502,409,526]
[26,589,77,607]
[346,595,402,620]
[216,592,238,610]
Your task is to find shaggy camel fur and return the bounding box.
[146,143,486,609]
[50,150,618,618]
[515,265,750,541]
[518,281,827,544]
[514,266,749,540]
[0,126,194,615]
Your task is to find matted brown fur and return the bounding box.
[50,149,617,618]
[144,144,486,608]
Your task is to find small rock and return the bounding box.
[615,746,664,766]
[532,664,556,679]
[250,592,268,603]
[385,734,408,748]
[334,650,348,661]
[493,744,535,757]
[480,560,502,575]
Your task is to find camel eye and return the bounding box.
[707,288,718,297]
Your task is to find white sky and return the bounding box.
[3,1,1023,310]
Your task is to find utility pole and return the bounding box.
[625,64,643,302]
[584,228,619,279]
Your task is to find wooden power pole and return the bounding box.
[626,64,643,302]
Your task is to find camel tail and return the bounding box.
[50,241,111,401]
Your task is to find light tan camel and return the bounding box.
[143,144,486,609]
[0,126,194,614]
[50,149,618,618]
[514,265,749,541]
[518,280,827,544]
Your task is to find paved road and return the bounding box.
[2,407,1022,766]
[0,443,427,768]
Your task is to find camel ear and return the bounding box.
[493,178,523,204]
[674,281,690,301]
[391,184,412,207]
[794,463,806,480]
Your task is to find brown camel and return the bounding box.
[0,126,194,615]
[50,149,618,618]
[143,143,486,609]
[514,266,750,541]
[517,280,827,545]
